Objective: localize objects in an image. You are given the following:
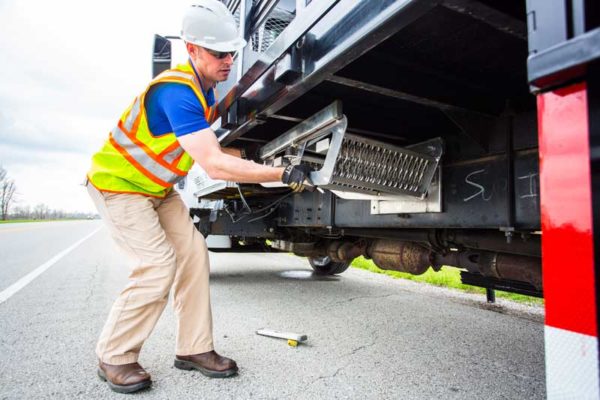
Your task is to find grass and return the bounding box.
[351,256,544,306]
[0,219,45,224]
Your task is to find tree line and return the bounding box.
[0,165,97,221]
[0,165,17,220]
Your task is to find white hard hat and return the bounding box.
[181,1,247,52]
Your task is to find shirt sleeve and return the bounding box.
[150,83,211,137]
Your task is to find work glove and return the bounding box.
[281,164,313,192]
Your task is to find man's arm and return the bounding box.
[221,147,242,158]
[178,128,284,183]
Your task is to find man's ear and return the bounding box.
[185,42,197,57]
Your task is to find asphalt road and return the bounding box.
[0,221,545,399]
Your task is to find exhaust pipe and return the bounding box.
[435,250,542,290]
[365,240,542,290]
[285,238,542,290]
[327,241,368,263]
[367,240,433,275]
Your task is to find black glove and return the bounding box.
[281,164,313,192]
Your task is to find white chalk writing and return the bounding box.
[463,169,492,202]
[518,172,538,198]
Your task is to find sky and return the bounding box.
[0,0,194,213]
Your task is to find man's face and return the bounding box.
[189,44,234,83]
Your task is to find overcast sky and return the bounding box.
[0,0,194,213]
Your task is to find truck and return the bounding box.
[153,1,599,397]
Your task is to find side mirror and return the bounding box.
[152,34,172,78]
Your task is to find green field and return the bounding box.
[351,256,544,305]
[0,219,43,224]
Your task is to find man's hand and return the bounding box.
[281,164,313,192]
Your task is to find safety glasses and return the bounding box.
[203,47,237,60]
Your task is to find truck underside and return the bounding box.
[159,0,543,297]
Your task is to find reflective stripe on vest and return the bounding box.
[164,147,184,164]
[109,123,185,185]
[123,97,142,132]
[157,70,195,80]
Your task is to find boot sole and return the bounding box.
[174,359,238,378]
[97,369,152,394]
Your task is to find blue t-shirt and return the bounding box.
[145,83,215,137]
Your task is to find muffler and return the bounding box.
[281,237,542,290]
[367,240,434,275]
[366,240,542,290]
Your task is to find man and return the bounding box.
[86,0,311,394]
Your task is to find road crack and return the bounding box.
[313,365,346,384]
[294,330,379,398]
[345,330,378,357]
[324,293,396,310]
[84,263,100,304]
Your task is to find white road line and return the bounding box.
[0,226,103,305]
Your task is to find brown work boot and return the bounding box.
[97,361,152,394]
[174,350,238,378]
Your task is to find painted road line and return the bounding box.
[0,226,103,305]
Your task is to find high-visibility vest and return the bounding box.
[87,62,217,197]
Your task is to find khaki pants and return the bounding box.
[87,183,213,365]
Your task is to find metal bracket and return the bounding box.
[275,45,304,85]
[259,100,343,159]
[369,167,442,214]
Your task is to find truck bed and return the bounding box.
[223,0,535,160]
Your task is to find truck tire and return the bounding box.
[308,256,350,275]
